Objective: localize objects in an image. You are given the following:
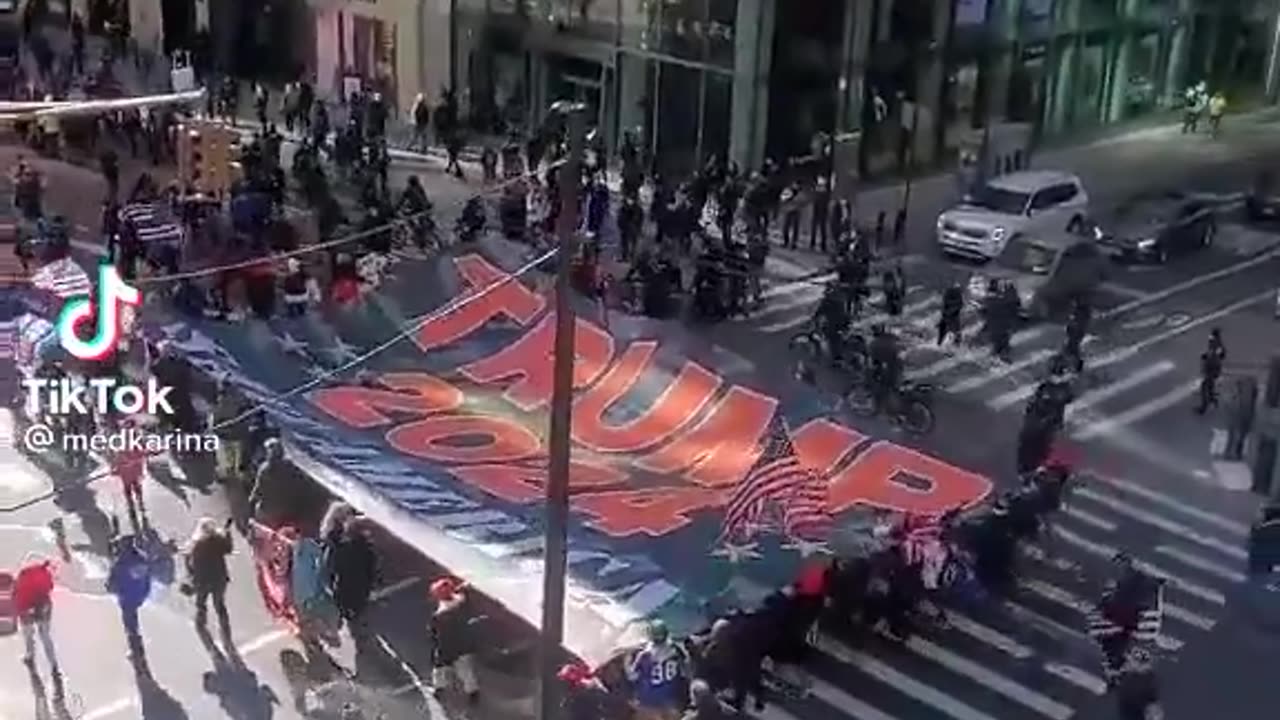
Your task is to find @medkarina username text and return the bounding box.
[19,424,221,455]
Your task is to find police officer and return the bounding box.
[882,267,906,319]
[869,324,903,411]
[817,284,850,361]
[982,280,1014,360]
[1195,328,1227,415]
[937,282,964,345]
[1017,399,1056,475]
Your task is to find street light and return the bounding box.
[538,99,588,720]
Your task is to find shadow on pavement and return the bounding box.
[130,651,190,720]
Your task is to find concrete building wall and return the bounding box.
[128,0,164,55]
[308,0,449,113]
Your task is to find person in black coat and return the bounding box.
[327,517,380,631]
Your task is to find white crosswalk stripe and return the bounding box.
[742,274,1230,446]
[1072,487,1248,560]
[721,274,1259,720]
[816,635,1003,720]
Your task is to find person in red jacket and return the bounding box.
[112,434,149,526]
[15,554,62,685]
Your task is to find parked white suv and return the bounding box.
[937,171,1090,260]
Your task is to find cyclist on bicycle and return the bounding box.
[869,324,903,410]
[396,175,434,247]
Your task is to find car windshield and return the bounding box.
[967,185,1031,215]
[995,238,1057,275]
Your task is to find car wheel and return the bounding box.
[1202,221,1216,247]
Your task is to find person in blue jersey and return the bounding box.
[625,620,691,720]
[107,534,153,658]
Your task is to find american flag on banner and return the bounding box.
[0,319,15,361]
[719,415,831,543]
[31,258,92,299]
[121,203,183,245]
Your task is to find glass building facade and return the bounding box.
[454,0,1280,177]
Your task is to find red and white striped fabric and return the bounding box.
[121,203,183,245]
[896,513,945,566]
[31,258,92,299]
[0,319,15,361]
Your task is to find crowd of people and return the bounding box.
[551,459,1164,719]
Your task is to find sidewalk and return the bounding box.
[854,106,1280,251]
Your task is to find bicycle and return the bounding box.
[844,378,936,435]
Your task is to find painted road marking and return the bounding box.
[948,348,1058,394]
[1071,488,1247,560]
[763,274,830,300]
[944,612,1035,659]
[805,673,903,720]
[1160,601,1217,631]
[1093,245,1280,321]
[1051,526,1225,606]
[1071,381,1199,440]
[907,322,1051,381]
[1061,361,1176,418]
[904,635,1075,719]
[1086,474,1251,536]
[815,634,1001,720]
[854,294,941,332]
[1001,599,1092,644]
[991,289,1274,410]
[1154,545,1247,583]
[1089,290,1274,369]
[1043,663,1108,696]
[751,702,811,720]
[1061,505,1119,532]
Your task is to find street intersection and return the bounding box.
[3,102,1280,720]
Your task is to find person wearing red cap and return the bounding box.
[15,554,62,688]
[429,577,480,708]
[560,660,611,720]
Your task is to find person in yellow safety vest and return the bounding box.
[1208,92,1227,137]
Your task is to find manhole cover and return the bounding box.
[1122,314,1164,330]
[1166,312,1192,327]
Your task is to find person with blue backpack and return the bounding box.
[626,620,691,720]
[106,532,153,658]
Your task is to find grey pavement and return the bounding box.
[0,428,539,720]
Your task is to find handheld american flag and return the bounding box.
[719,415,830,543]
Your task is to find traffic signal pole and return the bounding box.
[538,102,587,720]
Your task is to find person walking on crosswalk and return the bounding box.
[982,280,1015,360]
[1194,328,1226,415]
[882,266,906,320]
[937,282,964,345]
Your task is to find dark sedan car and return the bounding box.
[1246,171,1280,222]
[1093,192,1217,263]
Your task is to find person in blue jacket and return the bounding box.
[106,534,153,655]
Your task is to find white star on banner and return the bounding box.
[276,332,310,357]
[326,338,362,363]
[781,537,831,558]
[711,541,762,564]
[304,364,334,382]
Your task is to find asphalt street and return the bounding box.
[5,103,1280,719]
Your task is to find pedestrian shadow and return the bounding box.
[25,664,75,720]
[50,482,115,559]
[138,525,179,586]
[145,459,194,506]
[130,651,190,720]
[200,632,280,720]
